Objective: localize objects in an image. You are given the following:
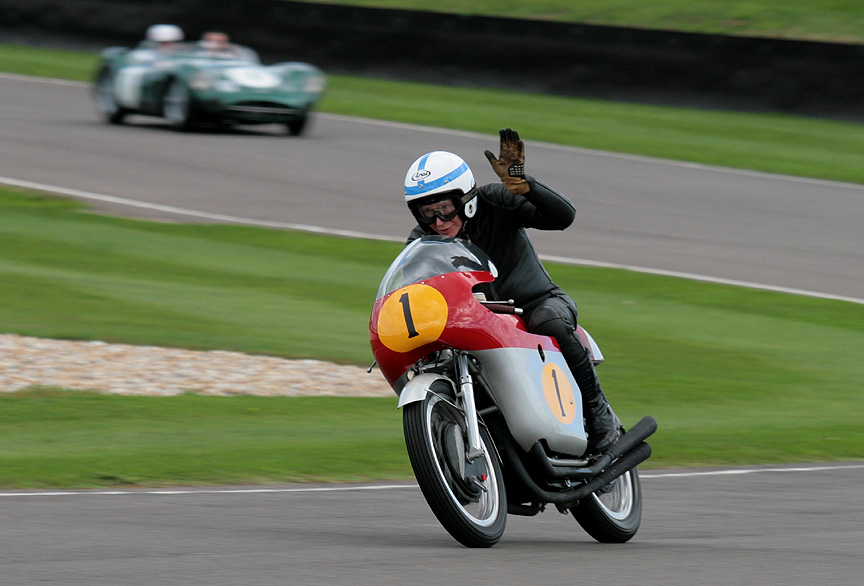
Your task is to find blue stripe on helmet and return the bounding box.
[405,162,469,196]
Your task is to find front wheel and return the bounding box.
[403,388,507,547]
[571,468,642,543]
[163,79,197,130]
[284,114,309,136]
[93,69,127,125]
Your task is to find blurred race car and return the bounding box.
[92,42,326,135]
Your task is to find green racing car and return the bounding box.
[93,42,326,135]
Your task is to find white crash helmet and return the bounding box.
[146,24,184,43]
[403,151,478,225]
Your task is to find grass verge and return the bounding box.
[4,43,864,184]
[0,391,405,488]
[293,1,864,43]
[1,186,862,487]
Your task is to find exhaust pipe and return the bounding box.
[498,420,656,508]
[505,440,652,508]
[579,442,651,498]
[530,416,657,480]
[609,416,658,459]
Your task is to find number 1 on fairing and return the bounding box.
[399,292,420,338]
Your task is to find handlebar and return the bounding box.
[482,303,523,315]
[476,297,523,315]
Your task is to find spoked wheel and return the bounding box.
[403,386,506,547]
[163,79,196,130]
[93,69,127,125]
[571,468,642,543]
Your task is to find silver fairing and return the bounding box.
[473,348,588,457]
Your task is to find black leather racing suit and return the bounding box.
[406,177,607,414]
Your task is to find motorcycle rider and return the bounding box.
[404,129,621,454]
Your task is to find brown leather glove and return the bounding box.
[484,128,529,195]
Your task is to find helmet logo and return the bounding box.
[411,170,431,182]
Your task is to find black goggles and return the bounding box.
[418,203,459,224]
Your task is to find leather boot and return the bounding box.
[585,390,621,454]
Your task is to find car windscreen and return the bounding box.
[376,236,496,299]
[157,44,257,63]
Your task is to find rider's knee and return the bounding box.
[526,299,573,332]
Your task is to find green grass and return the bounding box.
[296,1,864,43]
[0,186,398,365]
[0,43,98,81]
[4,43,864,184]
[0,391,405,488]
[1,187,862,486]
[321,76,864,184]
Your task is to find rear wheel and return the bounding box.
[403,387,506,547]
[93,69,127,125]
[571,468,642,543]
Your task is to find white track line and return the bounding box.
[0,484,418,497]
[0,176,399,242]
[540,254,864,304]
[3,175,862,304]
[1,464,862,497]
[3,77,860,497]
[639,463,864,479]
[321,113,864,192]
[3,73,864,303]
[5,72,864,193]
[0,72,87,87]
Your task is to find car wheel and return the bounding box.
[285,115,308,137]
[93,69,128,125]
[163,79,197,131]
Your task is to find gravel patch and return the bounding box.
[0,334,393,397]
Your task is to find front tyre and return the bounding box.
[163,79,197,131]
[403,389,506,547]
[571,468,642,543]
[284,114,309,137]
[93,69,127,125]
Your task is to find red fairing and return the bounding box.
[370,271,560,387]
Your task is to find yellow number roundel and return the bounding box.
[377,284,448,353]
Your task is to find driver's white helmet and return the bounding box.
[404,151,478,223]
[146,24,184,43]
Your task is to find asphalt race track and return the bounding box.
[3,466,863,586]
[1,75,863,300]
[2,75,863,585]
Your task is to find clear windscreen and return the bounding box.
[376,236,497,299]
[135,43,259,64]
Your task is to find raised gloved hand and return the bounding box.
[484,128,529,195]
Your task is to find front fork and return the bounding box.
[456,351,485,462]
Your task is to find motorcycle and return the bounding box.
[369,236,657,547]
